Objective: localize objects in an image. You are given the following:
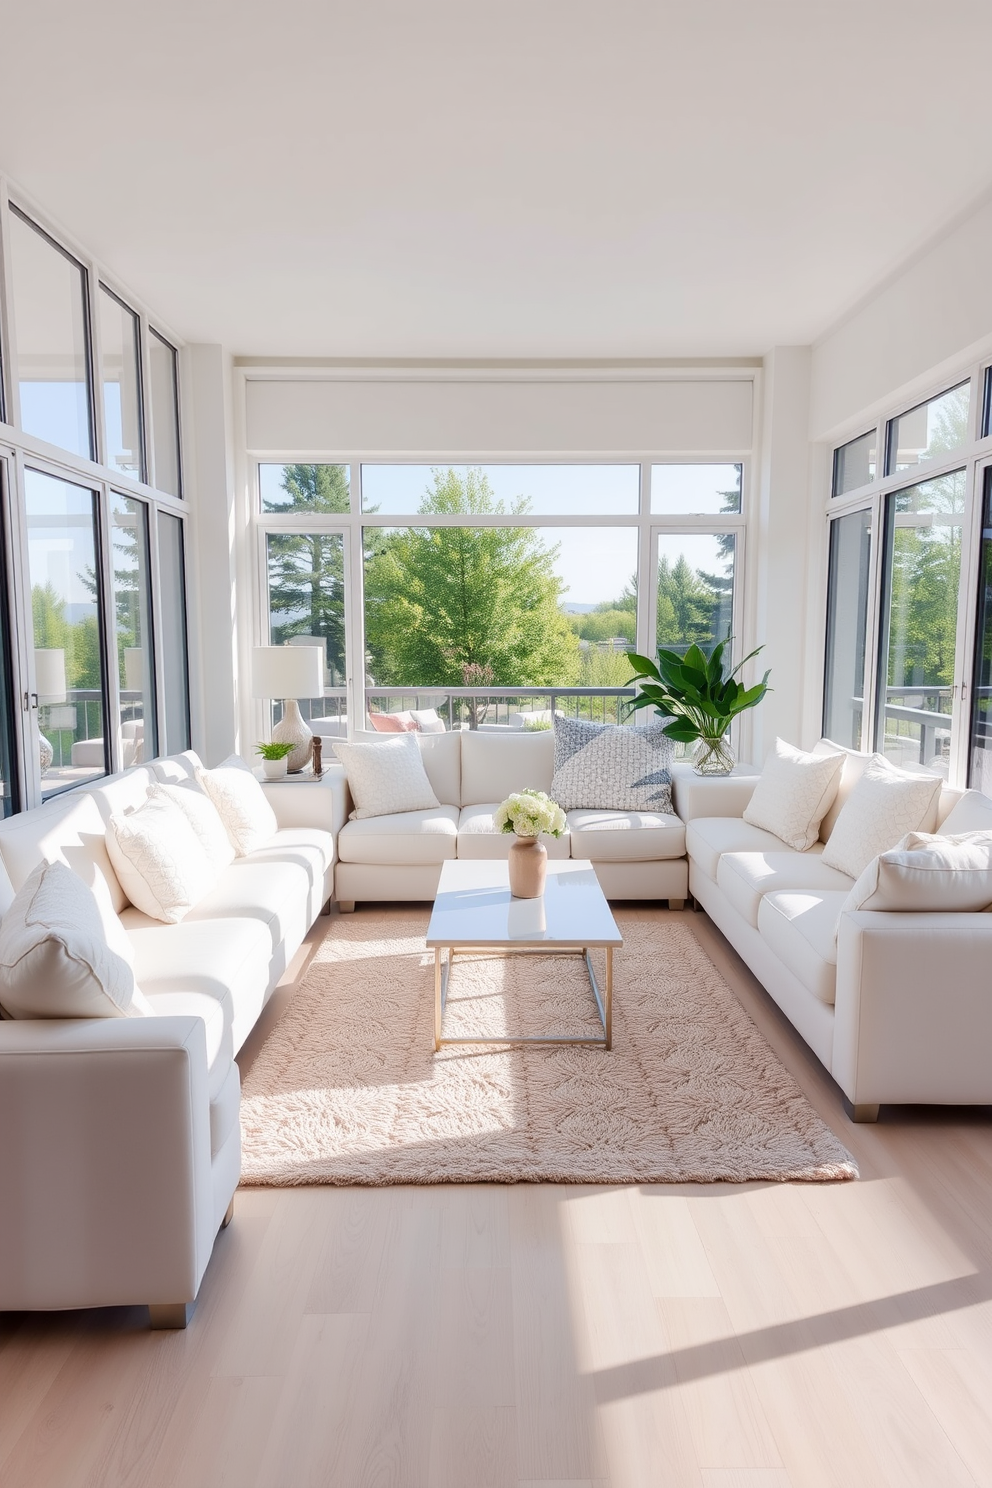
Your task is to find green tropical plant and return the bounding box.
[625,637,770,745]
[255,740,295,760]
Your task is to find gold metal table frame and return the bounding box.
[433,942,613,1052]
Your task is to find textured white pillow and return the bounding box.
[0,860,150,1018]
[821,756,942,880]
[742,738,844,851]
[410,708,446,733]
[332,733,441,819]
[195,760,279,855]
[106,793,217,923]
[842,830,992,915]
[148,781,236,871]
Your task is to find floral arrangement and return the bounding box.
[494,789,566,839]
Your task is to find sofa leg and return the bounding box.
[222,1197,235,1229]
[149,1301,195,1330]
[849,1102,880,1124]
[668,898,686,911]
[337,901,356,914]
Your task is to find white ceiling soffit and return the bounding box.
[1,0,991,360]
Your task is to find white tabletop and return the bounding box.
[426,859,622,949]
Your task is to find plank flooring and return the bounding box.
[3,905,992,1487]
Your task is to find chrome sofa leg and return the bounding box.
[149,1301,195,1329]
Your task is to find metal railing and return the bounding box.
[364,685,638,732]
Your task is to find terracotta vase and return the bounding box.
[508,835,548,898]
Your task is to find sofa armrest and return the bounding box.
[261,764,351,835]
[833,911,992,1107]
[671,762,761,822]
[0,1016,219,1311]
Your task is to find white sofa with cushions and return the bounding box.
[333,728,688,908]
[674,741,992,1120]
[0,750,342,1327]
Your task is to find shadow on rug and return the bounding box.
[240,908,857,1185]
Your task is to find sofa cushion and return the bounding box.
[757,890,849,1005]
[333,734,440,819]
[184,858,316,953]
[151,750,203,785]
[458,804,571,860]
[551,716,674,813]
[742,738,844,851]
[813,739,874,841]
[337,806,460,866]
[246,827,335,881]
[685,817,792,883]
[369,710,417,732]
[121,914,273,1052]
[939,789,992,835]
[411,708,445,733]
[0,789,129,912]
[460,730,555,806]
[821,755,942,879]
[716,848,852,928]
[566,808,685,863]
[0,861,148,1020]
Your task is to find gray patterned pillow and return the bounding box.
[551,717,675,813]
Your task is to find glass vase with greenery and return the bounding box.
[626,638,770,775]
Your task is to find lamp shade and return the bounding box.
[34,648,67,704]
[252,645,324,700]
[123,647,144,692]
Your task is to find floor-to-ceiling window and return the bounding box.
[0,185,191,807]
[823,372,992,784]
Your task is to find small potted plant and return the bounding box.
[626,637,770,775]
[255,740,295,780]
[494,789,566,898]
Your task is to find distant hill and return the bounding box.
[561,602,596,614]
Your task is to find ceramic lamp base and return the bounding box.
[272,698,313,773]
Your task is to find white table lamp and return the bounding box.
[34,648,67,773]
[252,645,325,772]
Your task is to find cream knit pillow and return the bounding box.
[106,792,217,923]
[332,733,441,820]
[821,756,942,880]
[196,759,278,855]
[148,781,236,872]
[742,738,844,851]
[842,829,992,915]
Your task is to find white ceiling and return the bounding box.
[2,0,991,359]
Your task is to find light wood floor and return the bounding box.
[3,906,992,1488]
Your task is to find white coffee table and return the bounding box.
[426,859,622,1052]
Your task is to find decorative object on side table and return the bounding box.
[626,636,770,776]
[494,789,566,898]
[251,644,325,773]
[311,735,323,778]
[255,740,294,780]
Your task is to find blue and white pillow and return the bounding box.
[551,716,675,814]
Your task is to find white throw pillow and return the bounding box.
[821,756,942,880]
[332,733,441,819]
[842,830,992,915]
[196,759,279,855]
[106,792,217,923]
[742,738,844,851]
[0,860,150,1018]
[148,781,236,871]
[410,708,446,733]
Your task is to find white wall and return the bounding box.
[811,193,992,441]
[182,344,240,765]
[244,373,754,455]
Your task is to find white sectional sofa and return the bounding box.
[674,748,992,1121]
[0,750,339,1327]
[333,728,689,909]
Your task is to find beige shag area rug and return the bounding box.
[240,908,857,1186]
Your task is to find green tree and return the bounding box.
[364,468,580,694]
[657,553,727,650]
[265,465,350,684]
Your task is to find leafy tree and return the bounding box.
[657,553,729,650]
[265,465,350,685]
[364,468,580,692]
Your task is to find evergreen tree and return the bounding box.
[265,465,350,684]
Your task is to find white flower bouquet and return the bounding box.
[494,789,566,839]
